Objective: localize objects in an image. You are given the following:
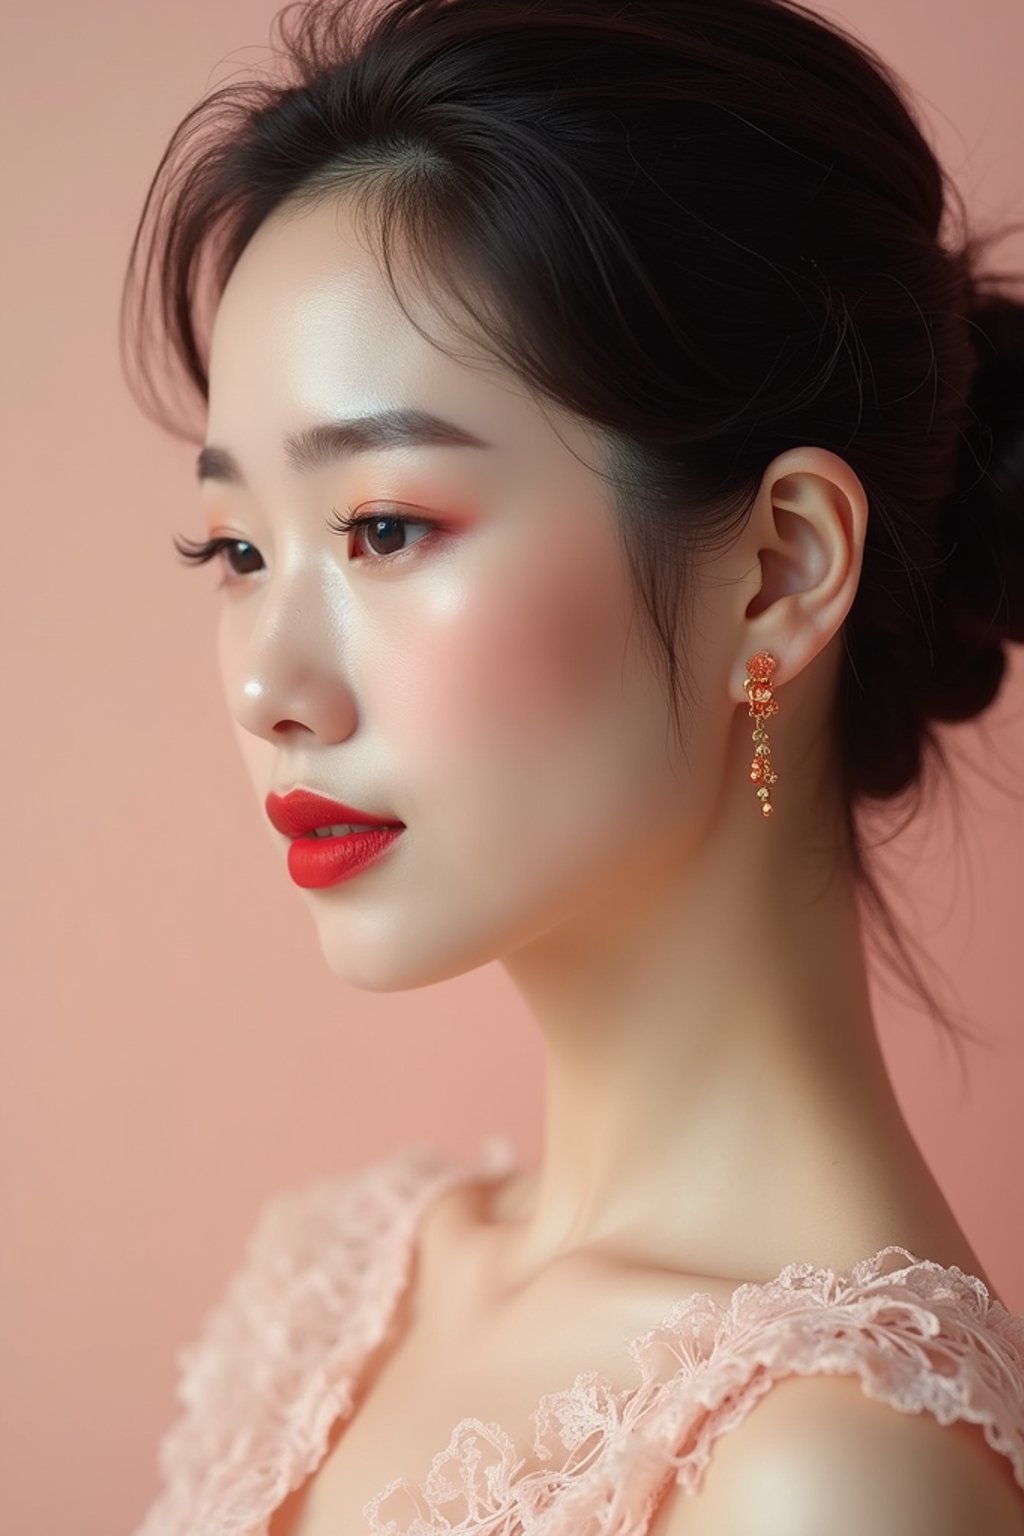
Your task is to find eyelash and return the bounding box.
[173,505,440,583]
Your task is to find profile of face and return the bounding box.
[202,195,740,991]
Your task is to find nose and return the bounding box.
[220,562,359,746]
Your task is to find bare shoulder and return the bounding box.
[648,1371,1024,1536]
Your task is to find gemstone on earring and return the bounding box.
[746,650,777,681]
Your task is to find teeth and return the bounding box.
[308,823,379,838]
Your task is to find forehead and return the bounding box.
[205,196,581,470]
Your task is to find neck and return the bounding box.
[496,771,928,1288]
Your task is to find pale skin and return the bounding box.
[198,193,1024,1533]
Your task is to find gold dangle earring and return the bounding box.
[743,650,779,818]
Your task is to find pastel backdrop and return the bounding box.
[1,2,1021,1533]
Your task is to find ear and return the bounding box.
[729,447,868,704]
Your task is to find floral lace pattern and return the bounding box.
[132,1136,1024,1536]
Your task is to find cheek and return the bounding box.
[381,537,633,764]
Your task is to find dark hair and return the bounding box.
[121,0,1024,1072]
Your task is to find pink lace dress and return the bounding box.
[132,1134,1024,1535]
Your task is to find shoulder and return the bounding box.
[650,1372,1024,1536]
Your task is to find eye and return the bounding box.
[171,502,442,586]
[324,504,438,563]
[173,534,264,584]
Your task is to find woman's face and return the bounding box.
[202,195,731,989]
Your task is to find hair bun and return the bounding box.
[924,285,1024,723]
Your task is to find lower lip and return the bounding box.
[285,826,405,889]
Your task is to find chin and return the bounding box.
[310,921,504,993]
[303,852,621,992]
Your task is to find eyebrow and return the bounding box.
[196,408,495,485]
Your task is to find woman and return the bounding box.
[122,0,1024,1531]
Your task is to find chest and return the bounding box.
[266,1259,709,1536]
[269,1350,568,1535]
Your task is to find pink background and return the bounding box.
[1,2,1022,1532]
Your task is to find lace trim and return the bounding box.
[363,1243,1024,1535]
[131,1136,515,1536]
[132,1138,1024,1536]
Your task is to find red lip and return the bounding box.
[265,788,403,839]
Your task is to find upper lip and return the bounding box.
[265,788,404,838]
